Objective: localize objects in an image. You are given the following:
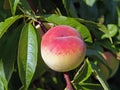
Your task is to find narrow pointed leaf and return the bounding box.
[62,0,78,17]
[18,23,38,89]
[96,40,117,53]
[90,61,110,90]
[86,49,107,64]
[9,0,20,15]
[0,60,8,90]
[18,0,36,21]
[73,83,103,90]
[0,15,23,39]
[0,23,23,81]
[117,7,120,27]
[0,79,4,90]
[73,58,92,83]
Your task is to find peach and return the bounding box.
[99,52,119,80]
[41,25,86,72]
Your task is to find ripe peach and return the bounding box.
[99,52,119,80]
[41,25,86,72]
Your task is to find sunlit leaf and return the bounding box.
[98,24,113,43]
[0,15,23,39]
[102,24,118,38]
[107,24,117,37]
[43,14,92,43]
[0,79,4,90]
[18,23,38,89]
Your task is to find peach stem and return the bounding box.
[37,19,48,33]
[64,72,74,90]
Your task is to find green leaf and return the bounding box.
[9,0,20,15]
[75,0,98,21]
[0,78,4,90]
[107,24,118,37]
[18,23,38,89]
[19,0,31,9]
[115,29,120,44]
[86,49,106,64]
[62,0,78,17]
[83,0,96,6]
[18,0,36,21]
[44,14,92,43]
[98,24,113,43]
[32,29,46,81]
[72,58,92,83]
[96,40,118,53]
[0,23,23,81]
[76,18,113,42]
[86,48,111,73]
[0,15,23,39]
[90,61,110,90]
[73,83,103,90]
[0,60,8,90]
[102,24,117,38]
[117,7,120,27]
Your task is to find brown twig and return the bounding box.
[27,0,36,13]
[36,19,48,33]
[64,72,74,90]
[27,0,48,33]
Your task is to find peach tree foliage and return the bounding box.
[0,0,120,90]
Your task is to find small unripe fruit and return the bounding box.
[41,25,86,72]
[99,52,119,80]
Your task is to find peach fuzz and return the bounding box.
[41,25,86,72]
[99,52,119,80]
